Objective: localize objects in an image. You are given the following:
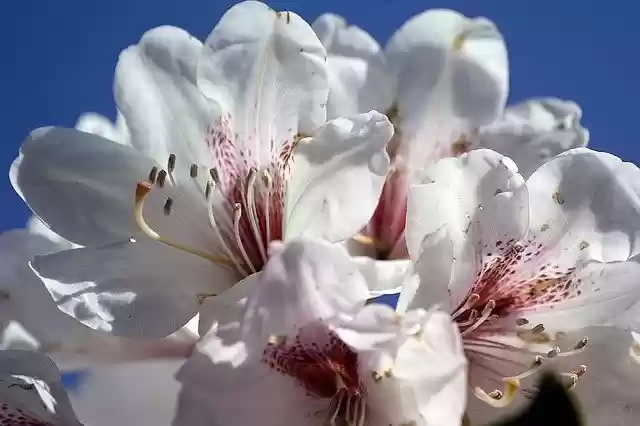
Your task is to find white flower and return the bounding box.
[399,148,640,418]
[315,13,590,264]
[174,238,467,426]
[10,1,392,338]
[0,350,82,425]
[477,98,589,178]
[314,10,508,260]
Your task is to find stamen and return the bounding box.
[457,309,479,327]
[516,318,529,326]
[157,170,168,188]
[557,337,588,357]
[149,166,159,184]
[134,182,233,267]
[190,164,198,178]
[262,170,272,245]
[513,356,543,380]
[461,300,496,336]
[452,293,480,319]
[474,378,520,407]
[234,203,257,274]
[246,168,267,263]
[163,197,173,216]
[205,185,248,276]
[168,153,176,173]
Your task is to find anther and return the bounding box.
[157,170,168,188]
[209,168,220,184]
[532,324,545,333]
[452,293,481,319]
[205,181,214,199]
[190,164,198,178]
[573,337,588,351]
[168,153,176,173]
[474,378,520,408]
[148,166,159,184]
[547,346,560,358]
[164,197,173,216]
[134,181,233,267]
[516,318,529,326]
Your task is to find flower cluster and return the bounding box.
[2,2,640,426]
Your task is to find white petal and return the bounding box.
[0,350,82,425]
[26,216,75,250]
[176,285,320,426]
[115,26,214,164]
[337,306,467,426]
[198,0,328,147]
[75,113,128,145]
[312,13,393,119]
[568,327,640,426]
[244,238,370,341]
[352,256,411,297]
[520,257,640,332]
[478,98,590,178]
[0,228,80,347]
[397,227,454,314]
[31,239,235,338]
[406,149,528,265]
[68,360,182,426]
[386,9,508,167]
[11,127,157,247]
[285,111,392,242]
[527,148,640,263]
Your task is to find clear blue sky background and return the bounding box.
[2,0,637,232]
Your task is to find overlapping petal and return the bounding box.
[312,13,393,119]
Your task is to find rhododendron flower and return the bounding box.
[10,1,392,338]
[314,12,588,261]
[175,238,467,426]
[399,148,640,421]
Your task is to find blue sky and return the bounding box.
[2,0,637,232]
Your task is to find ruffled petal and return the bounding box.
[285,111,392,242]
[527,148,640,263]
[312,13,393,119]
[75,112,130,146]
[0,350,82,425]
[397,227,455,314]
[385,9,508,167]
[175,276,320,426]
[31,239,235,338]
[407,149,527,261]
[334,304,468,426]
[244,238,370,340]
[198,0,328,151]
[477,98,589,178]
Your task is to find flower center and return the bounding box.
[262,325,366,424]
[450,240,590,407]
[134,151,286,278]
